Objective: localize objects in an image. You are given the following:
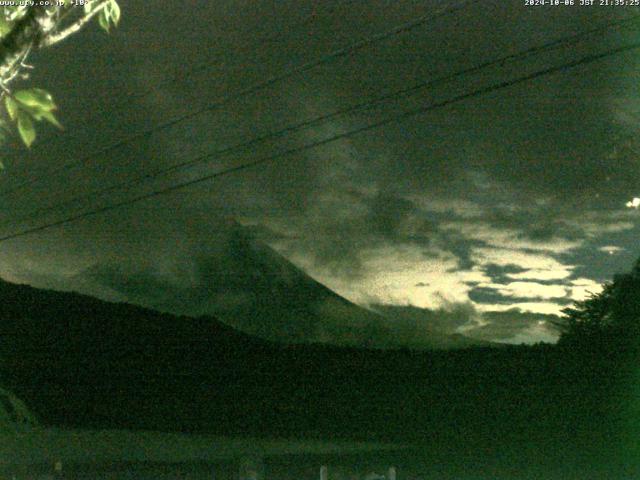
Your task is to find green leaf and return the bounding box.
[17,111,35,147]
[36,110,62,129]
[109,0,120,26]
[5,96,18,121]
[14,88,56,111]
[98,8,110,32]
[96,1,120,32]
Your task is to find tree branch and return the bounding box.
[0,6,51,81]
[42,0,111,47]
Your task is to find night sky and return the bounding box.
[1,0,639,345]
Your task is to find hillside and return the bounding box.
[72,222,483,349]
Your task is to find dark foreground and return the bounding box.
[0,280,638,478]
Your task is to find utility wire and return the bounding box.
[9,14,639,228]
[0,0,479,200]
[0,40,637,244]
[31,3,329,146]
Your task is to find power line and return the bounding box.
[9,15,639,228]
[30,3,332,147]
[0,0,479,200]
[0,40,636,244]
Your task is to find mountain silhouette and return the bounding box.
[74,221,483,349]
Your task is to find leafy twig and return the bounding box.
[42,0,111,47]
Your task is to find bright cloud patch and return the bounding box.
[506,268,572,281]
[287,245,489,309]
[472,247,575,278]
[478,281,568,299]
[442,222,582,253]
[568,277,603,301]
[457,247,578,317]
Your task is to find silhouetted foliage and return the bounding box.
[0,2,121,149]
[558,257,640,353]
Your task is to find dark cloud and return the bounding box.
[365,192,418,239]
[482,264,528,283]
[481,207,586,243]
